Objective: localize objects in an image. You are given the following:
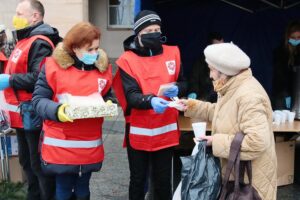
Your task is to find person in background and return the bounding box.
[187,32,224,102]
[0,0,60,199]
[272,20,300,110]
[180,42,277,200]
[32,22,112,200]
[113,10,187,200]
[0,25,8,73]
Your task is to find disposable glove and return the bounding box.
[187,92,197,99]
[57,104,73,122]
[0,74,10,90]
[285,96,291,109]
[151,97,169,113]
[163,85,178,98]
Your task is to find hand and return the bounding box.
[57,104,73,122]
[187,92,197,99]
[177,99,188,111]
[0,74,10,90]
[106,100,113,105]
[197,135,213,146]
[151,97,169,113]
[163,85,178,98]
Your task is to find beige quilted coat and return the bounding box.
[184,69,277,200]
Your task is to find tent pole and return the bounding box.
[259,0,281,9]
[220,0,254,13]
[284,1,300,9]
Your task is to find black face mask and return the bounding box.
[140,32,164,49]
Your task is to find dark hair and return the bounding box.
[63,22,101,55]
[207,32,223,45]
[284,20,300,66]
[28,0,45,17]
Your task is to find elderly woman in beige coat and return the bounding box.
[181,43,277,200]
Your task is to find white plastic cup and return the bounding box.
[273,113,281,125]
[288,112,296,123]
[192,122,206,138]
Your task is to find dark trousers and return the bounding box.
[127,138,173,200]
[16,128,55,200]
[55,172,91,200]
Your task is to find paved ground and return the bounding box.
[90,108,300,200]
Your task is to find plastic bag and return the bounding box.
[180,141,221,200]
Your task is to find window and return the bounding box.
[108,0,141,28]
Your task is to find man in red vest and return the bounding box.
[113,10,187,200]
[0,1,60,199]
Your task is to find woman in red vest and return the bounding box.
[113,10,187,200]
[32,22,113,200]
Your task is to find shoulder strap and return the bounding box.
[222,132,245,185]
[219,132,245,200]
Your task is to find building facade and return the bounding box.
[0,0,133,58]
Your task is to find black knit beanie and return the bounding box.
[133,10,161,35]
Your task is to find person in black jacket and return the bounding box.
[272,20,300,110]
[114,10,187,200]
[0,1,60,199]
[187,32,223,102]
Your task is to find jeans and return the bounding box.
[126,125,173,200]
[16,128,55,200]
[56,172,91,200]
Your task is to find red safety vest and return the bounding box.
[114,45,181,151]
[42,57,112,165]
[4,35,54,128]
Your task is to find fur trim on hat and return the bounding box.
[204,42,250,76]
[52,42,109,72]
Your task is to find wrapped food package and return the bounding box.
[58,93,118,119]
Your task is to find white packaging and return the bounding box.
[58,93,118,119]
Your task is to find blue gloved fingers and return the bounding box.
[158,98,169,105]
[163,85,179,98]
[151,97,169,113]
[187,93,197,99]
[0,74,10,91]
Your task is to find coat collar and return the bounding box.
[218,68,252,96]
[52,42,109,72]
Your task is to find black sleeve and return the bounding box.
[9,39,53,92]
[119,68,154,109]
[176,63,188,98]
[32,65,61,121]
[271,47,291,109]
[103,88,117,103]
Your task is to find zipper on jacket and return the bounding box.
[79,165,82,177]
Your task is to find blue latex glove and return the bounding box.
[187,92,197,99]
[0,74,10,90]
[163,85,179,98]
[151,97,169,113]
[285,96,291,109]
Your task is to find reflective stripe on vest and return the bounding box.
[43,136,102,148]
[130,123,177,136]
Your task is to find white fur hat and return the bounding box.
[204,42,251,76]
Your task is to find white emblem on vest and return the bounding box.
[165,60,176,75]
[98,78,107,92]
[11,49,23,63]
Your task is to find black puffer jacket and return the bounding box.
[119,35,188,116]
[272,44,300,109]
[9,22,61,93]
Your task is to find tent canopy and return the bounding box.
[141,0,300,94]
